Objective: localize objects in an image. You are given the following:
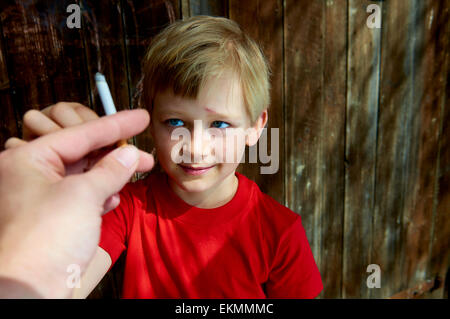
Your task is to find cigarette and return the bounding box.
[95,72,127,147]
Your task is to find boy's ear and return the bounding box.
[246,109,268,147]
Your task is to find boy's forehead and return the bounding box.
[155,74,247,120]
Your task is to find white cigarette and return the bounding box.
[95,72,127,147]
[95,72,117,115]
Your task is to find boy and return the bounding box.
[14,16,323,298]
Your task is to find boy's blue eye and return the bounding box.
[167,119,184,127]
[211,121,230,129]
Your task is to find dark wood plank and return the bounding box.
[79,0,131,116]
[371,0,425,298]
[79,0,131,299]
[229,1,284,205]
[397,0,447,298]
[0,0,90,118]
[284,0,322,295]
[0,1,53,115]
[343,0,381,298]
[181,0,190,19]
[427,0,450,299]
[319,0,347,299]
[48,1,90,106]
[284,0,346,298]
[190,0,227,17]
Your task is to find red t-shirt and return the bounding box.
[99,171,323,298]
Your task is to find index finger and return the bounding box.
[29,109,150,166]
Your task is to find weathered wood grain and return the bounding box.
[284,0,346,298]
[343,0,381,298]
[371,0,423,298]
[0,0,89,117]
[397,0,447,298]
[319,0,347,299]
[284,0,323,296]
[427,0,450,299]
[189,0,227,17]
[79,0,130,115]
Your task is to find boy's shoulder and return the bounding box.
[237,172,302,229]
[117,172,157,206]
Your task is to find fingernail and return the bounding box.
[114,146,139,168]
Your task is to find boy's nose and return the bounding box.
[178,120,214,164]
[188,128,214,164]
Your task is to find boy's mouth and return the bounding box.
[178,164,215,176]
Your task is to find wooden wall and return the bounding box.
[0,0,448,299]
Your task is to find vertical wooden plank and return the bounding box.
[0,1,53,115]
[343,0,381,298]
[320,0,347,299]
[0,0,90,119]
[190,0,227,17]
[181,0,190,19]
[284,0,324,296]
[47,1,90,106]
[399,0,448,297]
[428,0,450,299]
[371,0,423,298]
[79,0,131,115]
[285,0,346,298]
[229,1,284,206]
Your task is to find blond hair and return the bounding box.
[141,15,271,125]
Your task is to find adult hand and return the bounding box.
[4,102,152,212]
[0,109,153,298]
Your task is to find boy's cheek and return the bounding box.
[158,142,179,164]
[221,134,247,163]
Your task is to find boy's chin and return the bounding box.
[177,180,212,193]
[169,175,217,194]
[166,166,216,192]
[166,163,237,194]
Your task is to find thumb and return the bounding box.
[76,145,140,204]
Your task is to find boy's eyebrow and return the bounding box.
[205,107,217,114]
[163,107,240,120]
[204,107,243,120]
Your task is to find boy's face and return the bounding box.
[150,71,265,194]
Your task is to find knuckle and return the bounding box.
[74,104,91,113]
[23,109,39,123]
[4,137,17,149]
[72,102,87,109]
[50,102,68,117]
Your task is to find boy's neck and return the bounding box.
[167,172,239,209]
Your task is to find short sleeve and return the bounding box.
[265,217,323,299]
[98,183,135,271]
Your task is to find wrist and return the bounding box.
[0,276,43,298]
[0,257,72,299]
